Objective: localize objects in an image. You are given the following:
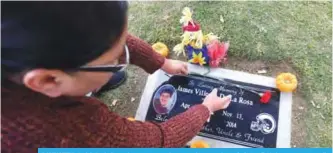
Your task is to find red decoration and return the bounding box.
[207,40,229,67]
[182,21,201,32]
[260,91,272,104]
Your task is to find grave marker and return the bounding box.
[136,64,292,148]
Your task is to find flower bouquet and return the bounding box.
[173,7,229,68]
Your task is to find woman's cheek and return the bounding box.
[68,73,112,96]
[91,73,113,89]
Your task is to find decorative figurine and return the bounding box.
[173,7,229,68]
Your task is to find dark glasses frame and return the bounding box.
[76,45,130,73]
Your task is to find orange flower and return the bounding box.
[276,73,298,92]
[190,140,209,148]
[127,117,135,121]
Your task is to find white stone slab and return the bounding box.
[135,64,292,148]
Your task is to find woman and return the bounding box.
[1,1,231,151]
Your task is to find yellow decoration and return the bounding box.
[183,31,204,49]
[173,44,185,56]
[173,31,204,56]
[192,30,204,49]
[127,117,136,121]
[276,73,298,92]
[180,7,193,26]
[152,42,169,57]
[190,41,197,48]
[188,52,206,66]
[190,140,209,148]
[182,33,191,46]
[174,7,219,57]
[203,33,219,44]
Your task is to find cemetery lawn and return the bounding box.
[99,1,332,147]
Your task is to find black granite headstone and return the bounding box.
[145,74,280,148]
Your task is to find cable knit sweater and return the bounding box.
[1,34,210,152]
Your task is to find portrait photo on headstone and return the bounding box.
[152,84,177,114]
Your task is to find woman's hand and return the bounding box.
[161,59,188,75]
[202,89,231,113]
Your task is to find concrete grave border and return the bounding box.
[135,64,292,148]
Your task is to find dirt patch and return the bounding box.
[224,57,297,76]
[98,66,149,117]
[99,57,307,147]
[290,94,308,147]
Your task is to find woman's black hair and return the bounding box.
[1,1,128,76]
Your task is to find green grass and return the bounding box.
[127,1,332,147]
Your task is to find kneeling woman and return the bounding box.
[1,1,231,151]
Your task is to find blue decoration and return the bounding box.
[185,45,210,66]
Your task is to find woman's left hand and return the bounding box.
[161,59,188,75]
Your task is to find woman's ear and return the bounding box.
[23,69,66,98]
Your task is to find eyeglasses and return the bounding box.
[76,45,130,73]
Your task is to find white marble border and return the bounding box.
[135,64,292,148]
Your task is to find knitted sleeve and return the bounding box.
[126,34,166,74]
[92,103,210,148]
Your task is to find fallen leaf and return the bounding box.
[298,106,304,110]
[112,100,118,106]
[320,113,325,119]
[220,15,224,23]
[257,69,267,74]
[131,97,135,102]
[310,101,316,107]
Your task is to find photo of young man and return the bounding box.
[153,86,176,114]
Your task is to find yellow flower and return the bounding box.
[188,52,206,66]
